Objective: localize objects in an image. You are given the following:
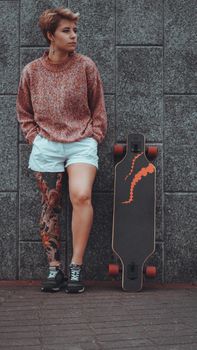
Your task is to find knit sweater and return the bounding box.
[16,48,108,144]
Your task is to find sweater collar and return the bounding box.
[40,48,76,72]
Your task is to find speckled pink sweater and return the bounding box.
[16,49,108,144]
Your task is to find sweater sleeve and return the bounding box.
[16,66,40,145]
[86,60,108,143]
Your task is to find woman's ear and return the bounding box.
[47,31,54,43]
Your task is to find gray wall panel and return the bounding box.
[0,0,196,282]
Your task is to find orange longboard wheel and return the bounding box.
[108,263,120,275]
[114,144,125,156]
[145,265,157,278]
[146,146,158,158]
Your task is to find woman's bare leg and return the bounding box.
[66,163,97,265]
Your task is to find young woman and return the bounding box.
[16,7,108,293]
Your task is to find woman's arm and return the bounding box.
[16,66,40,145]
[86,59,108,143]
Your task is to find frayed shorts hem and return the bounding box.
[65,160,98,169]
[28,165,65,173]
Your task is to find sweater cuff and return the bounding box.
[92,135,99,143]
[27,131,39,145]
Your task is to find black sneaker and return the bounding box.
[41,266,68,292]
[64,263,85,293]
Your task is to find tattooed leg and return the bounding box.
[33,171,64,267]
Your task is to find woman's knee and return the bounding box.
[70,190,92,205]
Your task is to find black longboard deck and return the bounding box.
[112,133,156,291]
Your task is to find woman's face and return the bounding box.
[48,19,77,53]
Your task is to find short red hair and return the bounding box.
[38,7,80,45]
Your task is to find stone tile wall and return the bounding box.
[0,0,196,282]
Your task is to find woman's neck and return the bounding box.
[48,48,70,64]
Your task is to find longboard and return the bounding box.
[109,133,157,291]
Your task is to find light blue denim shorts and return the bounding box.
[28,134,99,172]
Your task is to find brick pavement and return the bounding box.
[0,281,196,350]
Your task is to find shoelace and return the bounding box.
[48,270,58,278]
[70,267,81,281]
[48,267,59,279]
